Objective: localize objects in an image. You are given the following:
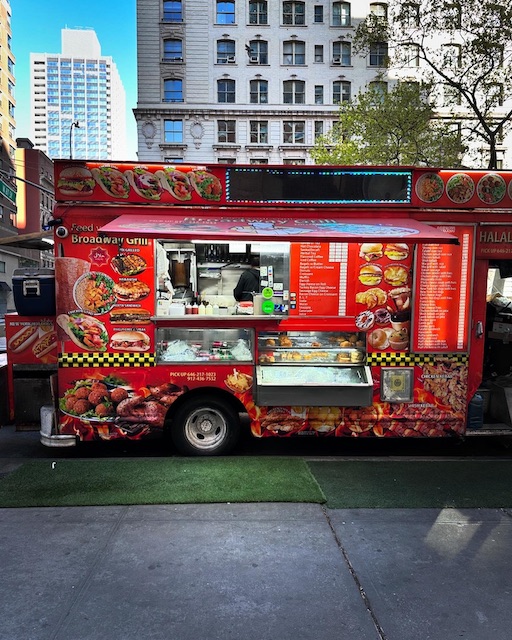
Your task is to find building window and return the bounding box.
[333,2,351,27]
[314,45,324,63]
[217,1,235,24]
[314,121,324,140]
[163,0,182,22]
[250,158,269,164]
[250,120,269,143]
[163,78,183,102]
[218,157,237,164]
[489,83,504,106]
[248,40,268,64]
[283,121,305,143]
[370,3,387,20]
[369,81,388,98]
[164,157,184,163]
[402,2,420,27]
[283,1,305,25]
[217,39,236,63]
[283,40,305,65]
[369,42,388,66]
[163,39,183,61]
[333,41,351,65]
[249,1,268,24]
[287,158,306,165]
[250,79,268,103]
[315,85,324,104]
[218,120,236,142]
[402,44,419,67]
[443,84,461,106]
[314,5,324,22]
[283,80,305,104]
[444,3,461,29]
[333,80,351,103]
[164,119,183,143]
[217,78,236,102]
[0,260,5,273]
[443,43,461,68]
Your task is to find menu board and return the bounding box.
[413,225,474,352]
[289,243,348,316]
[54,216,155,354]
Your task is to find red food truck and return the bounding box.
[6,161,512,454]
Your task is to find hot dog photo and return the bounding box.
[7,325,39,353]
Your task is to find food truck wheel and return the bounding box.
[171,397,240,456]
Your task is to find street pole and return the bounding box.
[69,121,80,159]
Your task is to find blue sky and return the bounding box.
[10,0,138,158]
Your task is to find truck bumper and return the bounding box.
[40,405,77,448]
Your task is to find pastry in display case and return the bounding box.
[257,331,365,365]
[156,328,253,363]
[256,331,372,406]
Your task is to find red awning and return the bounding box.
[99,214,458,244]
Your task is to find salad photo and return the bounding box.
[446,173,475,203]
[477,174,506,204]
[73,272,117,315]
[415,173,444,203]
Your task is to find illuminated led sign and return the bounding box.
[226,168,412,204]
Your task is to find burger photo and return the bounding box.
[359,243,383,262]
[109,330,150,352]
[384,243,410,261]
[358,263,383,286]
[57,166,96,196]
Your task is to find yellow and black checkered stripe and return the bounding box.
[367,352,469,367]
[59,352,156,368]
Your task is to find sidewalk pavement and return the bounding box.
[1,428,512,639]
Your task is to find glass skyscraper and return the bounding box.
[30,29,127,160]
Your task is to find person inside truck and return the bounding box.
[233,255,260,302]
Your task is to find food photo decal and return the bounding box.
[354,242,411,351]
[57,164,224,202]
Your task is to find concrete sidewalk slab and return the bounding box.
[328,508,512,640]
[0,504,380,640]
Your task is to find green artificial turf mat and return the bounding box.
[308,460,512,509]
[0,457,325,508]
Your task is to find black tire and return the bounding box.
[171,396,241,456]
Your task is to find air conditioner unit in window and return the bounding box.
[332,58,341,65]
[249,56,259,63]
[227,56,236,63]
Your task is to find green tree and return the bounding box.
[353,0,512,169]
[311,82,465,166]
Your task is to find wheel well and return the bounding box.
[164,387,246,431]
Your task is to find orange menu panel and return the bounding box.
[289,243,347,316]
[413,225,474,352]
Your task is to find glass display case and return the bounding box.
[156,328,254,363]
[256,330,373,406]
